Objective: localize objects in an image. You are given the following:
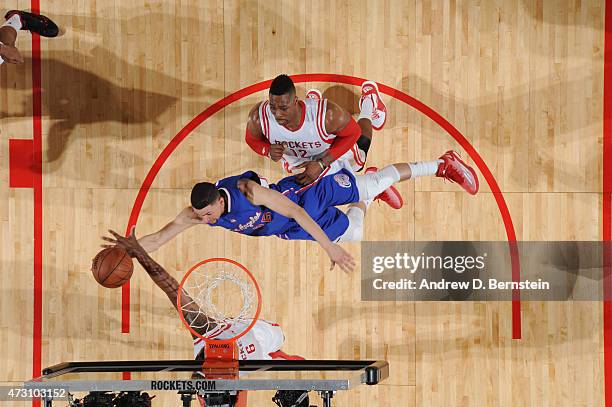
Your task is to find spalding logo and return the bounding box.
[333,174,351,188]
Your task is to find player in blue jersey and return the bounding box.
[138,170,357,273]
[137,150,479,273]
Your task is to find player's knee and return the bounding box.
[342,207,364,242]
[356,165,400,201]
[343,224,363,242]
[351,225,364,241]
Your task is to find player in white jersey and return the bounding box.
[192,319,296,361]
[0,10,58,66]
[257,96,363,176]
[245,74,403,209]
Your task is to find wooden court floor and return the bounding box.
[0,0,607,405]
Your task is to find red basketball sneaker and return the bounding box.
[365,167,404,209]
[359,81,387,131]
[436,151,479,195]
[305,89,322,100]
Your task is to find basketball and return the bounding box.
[91,247,133,288]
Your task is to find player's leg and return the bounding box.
[0,12,22,65]
[355,151,480,200]
[359,81,387,131]
[364,166,403,209]
[355,80,387,161]
[289,171,367,243]
[355,81,406,208]
[336,202,366,242]
[281,205,353,243]
[1,10,59,66]
[5,10,59,37]
[278,175,365,243]
[304,83,405,209]
[305,81,384,171]
[0,16,18,45]
[297,170,361,217]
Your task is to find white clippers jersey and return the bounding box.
[193,319,284,361]
[259,99,364,174]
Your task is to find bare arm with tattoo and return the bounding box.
[102,227,216,338]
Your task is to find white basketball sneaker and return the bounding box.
[306,89,322,100]
[359,81,387,130]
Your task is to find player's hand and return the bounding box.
[295,161,324,185]
[269,143,285,162]
[325,243,356,273]
[0,44,24,64]
[101,226,144,258]
[184,207,209,224]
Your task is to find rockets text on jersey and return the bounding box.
[259,99,333,171]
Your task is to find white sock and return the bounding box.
[2,14,23,32]
[0,42,4,65]
[408,160,443,178]
[358,96,374,122]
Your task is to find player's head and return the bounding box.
[269,74,299,126]
[191,182,225,224]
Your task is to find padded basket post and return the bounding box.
[202,341,239,379]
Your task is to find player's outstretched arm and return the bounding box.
[137,207,202,252]
[239,180,356,273]
[103,227,183,304]
[103,227,216,338]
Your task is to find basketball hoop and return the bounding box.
[177,258,261,379]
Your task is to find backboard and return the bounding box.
[21,359,389,407]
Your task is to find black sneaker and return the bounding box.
[4,10,59,38]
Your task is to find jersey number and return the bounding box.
[288,148,308,158]
[245,344,256,354]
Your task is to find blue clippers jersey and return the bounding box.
[209,169,360,241]
[210,171,292,236]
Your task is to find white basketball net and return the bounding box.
[179,267,257,340]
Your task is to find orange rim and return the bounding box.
[177,258,262,345]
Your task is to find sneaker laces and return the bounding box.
[362,95,382,120]
[363,85,375,94]
[439,161,464,185]
[376,187,396,200]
